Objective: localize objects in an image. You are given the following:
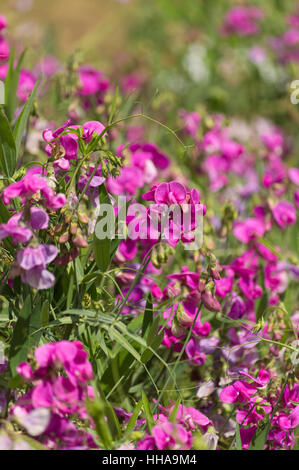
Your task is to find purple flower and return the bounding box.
[0,214,33,244]
[16,244,58,290]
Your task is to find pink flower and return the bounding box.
[185,338,206,365]
[0,36,9,62]
[272,201,296,229]
[278,407,299,431]
[0,15,7,31]
[3,167,66,210]
[233,218,266,243]
[223,6,264,37]
[289,168,299,186]
[0,213,33,244]
[77,65,109,97]
[82,121,106,143]
[142,181,187,205]
[173,404,211,432]
[17,69,36,102]
[107,166,144,196]
[151,421,192,450]
[179,109,201,138]
[220,380,257,404]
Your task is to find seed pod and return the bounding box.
[73,234,88,248]
[70,222,78,235]
[59,232,69,244]
[171,315,185,337]
[202,289,221,313]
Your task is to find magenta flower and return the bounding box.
[0,15,7,31]
[223,6,264,37]
[185,338,206,365]
[3,167,66,210]
[278,407,299,431]
[220,380,257,404]
[82,121,106,143]
[0,36,9,62]
[107,166,144,196]
[288,168,299,186]
[272,201,296,229]
[233,218,266,243]
[173,404,211,432]
[77,65,109,97]
[179,109,201,138]
[151,421,192,450]
[17,69,36,102]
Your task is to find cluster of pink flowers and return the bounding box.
[107,142,170,196]
[0,167,66,289]
[222,6,264,37]
[12,341,95,450]
[0,14,9,62]
[137,404,213,450]
[43,119,106,171]
[220,371,299,449]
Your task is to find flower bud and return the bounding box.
[202,289,221,313]
[177,304,194,326]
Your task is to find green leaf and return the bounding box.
[108,326,141,362]
[93,184,113,272]
[124,399,143,438]
[13,77,40,157]
[0,199,14,252]
[249,417,269,450]
[169,397,181,423]
[142,293,153,337]
[9,296,42,376]
[0,107,17,177]
[108,86,119,125]
[235,422,242,450]
[142,391,155,433]
[141,331,164,364]
[41,300,50,328]
[0,198,10,223]
[5,49,26,122]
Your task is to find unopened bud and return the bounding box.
[202,289,221,313]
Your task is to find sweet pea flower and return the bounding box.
[151,421,192,450]
[17,69,36,102]
[288,168,299,186]
[0,36,9,62]
[278,407,299,431]
[220,380,257,404]
[272,201,296,229]
[107,166,144,196]
[0,213,33,244]
[77,65,109,97]
[154,181,187,205]
[3,167,66,210]
[233,218,266,243]
[0,15,7,31]
[17,244,58,290]
[82,120,106,142]
[223,6,264,37]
